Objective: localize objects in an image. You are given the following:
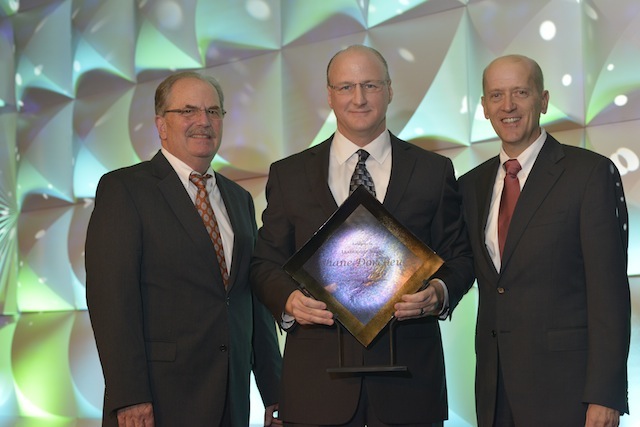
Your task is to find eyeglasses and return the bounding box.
[328,80,389,95]
[164,107,226,120]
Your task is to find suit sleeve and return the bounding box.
[430,157,475,315]
[250,163,300,320]
[85,173,152,416]
[580,158,630,413]
[245,191,283,406]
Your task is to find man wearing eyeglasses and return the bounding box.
[86,71,282,426]
[251,45,474,426]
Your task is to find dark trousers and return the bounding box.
[285,383,444,427]
[493,361,515,427]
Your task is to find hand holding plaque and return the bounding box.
[283,186,444,349]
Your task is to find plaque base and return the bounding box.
[327,318,408,374]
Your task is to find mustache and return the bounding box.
[187,128,215,138]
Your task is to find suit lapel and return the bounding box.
[151,152,224,284]
[216,175,248,292]
[304,138,339,216]
[501,136,565,267]
[382,134,414,212]
[475,158,501,276]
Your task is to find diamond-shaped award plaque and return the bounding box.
[283,186,444,351]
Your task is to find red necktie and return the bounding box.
[498,159,522,257]
[190,173,229,288]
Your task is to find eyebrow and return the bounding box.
[182,104,222,109]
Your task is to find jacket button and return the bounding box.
[491,330,497,337]
[497,287,505,294]
[219,345,227,352]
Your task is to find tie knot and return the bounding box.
[503,159,521,177]
[357,149,370,163]
[189,172,212,189]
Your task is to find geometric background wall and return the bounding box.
[0,0,638,425]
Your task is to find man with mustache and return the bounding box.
[86,71,282,426]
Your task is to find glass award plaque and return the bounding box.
[283,186,444,352]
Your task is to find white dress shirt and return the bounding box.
[328,130,392,204]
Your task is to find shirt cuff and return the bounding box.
[281,313,295,330]
[429,278,450,320]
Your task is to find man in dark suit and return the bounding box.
[459,55,630,427]
[85,71,282,426]
[250,45,474,426]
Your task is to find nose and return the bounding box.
[501,94,515,112]
[352,84,367,105]
[194,108,212,124]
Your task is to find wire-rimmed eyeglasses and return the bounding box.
[328,80,389,95]
[164,107,226,120]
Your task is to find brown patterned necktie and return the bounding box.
[190,172,229,288]
[498,159,522,257]
[349,149,376,197]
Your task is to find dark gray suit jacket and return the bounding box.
[459,135,630,427]
[86,151,282,426]
[250,133,474,425]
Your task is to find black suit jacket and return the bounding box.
[459,135,630,427]
[250,133,474,424]
[86,151,282,426]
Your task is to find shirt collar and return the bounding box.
[332,129,392,165]
[161,147,216,188]
[499,128,547,172]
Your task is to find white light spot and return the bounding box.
[607,63,614,71]
[74,61,81,72]
[246,0,271,20]
[614,95,628,106]
[539,20,556,41]
[562,74,572,86]
[15,73,22,86]
[398,48,415,62]
[610,147,639,176]
[35,229,46,240]
[156,1,183,30]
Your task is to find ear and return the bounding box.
[481,96,489,119]
[387,83,393,104]
[155,115,167,140]
[540,90,549,115]
[327,86,334,110]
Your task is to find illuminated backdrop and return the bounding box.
[0,0,638,426]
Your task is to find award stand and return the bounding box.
[326,317,407,373]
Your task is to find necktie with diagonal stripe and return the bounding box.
[190,172,229,288]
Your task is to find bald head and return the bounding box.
[482,54,544,96]
[326,44,390,86]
